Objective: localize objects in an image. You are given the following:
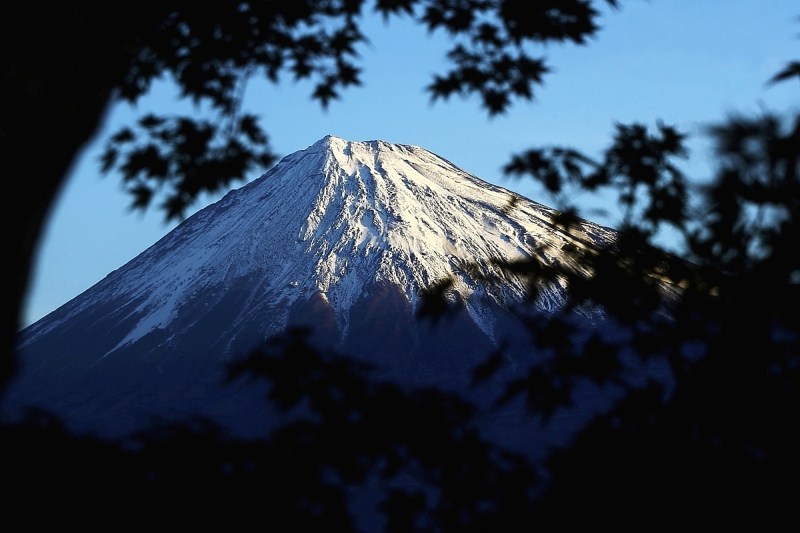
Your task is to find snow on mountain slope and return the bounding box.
[8,135,630,438]
[21,135,616,357]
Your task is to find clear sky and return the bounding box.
[22,1,798,327]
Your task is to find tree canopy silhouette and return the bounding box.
[497,111,800,523]
[3,0,799,528]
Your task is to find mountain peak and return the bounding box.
[309,135,420,160]
[312,134,347,149]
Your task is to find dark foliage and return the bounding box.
[495,110,800,524]
[3,331,541,530]
[102,113,275,219]
[3,0,799,528]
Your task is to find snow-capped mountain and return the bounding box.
[9,135,618,437]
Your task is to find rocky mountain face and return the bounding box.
[7,136,619,438]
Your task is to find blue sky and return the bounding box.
[23,1,798,326]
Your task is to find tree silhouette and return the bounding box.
[4,1,799,528]
[497,110,800,524]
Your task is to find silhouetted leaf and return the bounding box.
[769,60,800,85]
[416,277,456,325]
[470,350,505,388]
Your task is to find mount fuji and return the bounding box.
[8,135,620,437]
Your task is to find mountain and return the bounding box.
[7,135,621,438]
